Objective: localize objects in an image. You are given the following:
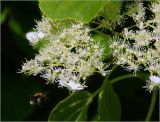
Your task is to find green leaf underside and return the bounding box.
[98,78,121,121]
[48,91,91,121]
[39,1,109,23]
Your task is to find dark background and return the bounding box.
[1,1,159,121]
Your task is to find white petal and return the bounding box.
[26,31,45,43]
[68,81,84,90]
[59,80,86,91]
[29,100,34,105]
[37,31,45,38]
[149,76,160,84]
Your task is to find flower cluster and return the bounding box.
[110,2,160,92]
[21,17,108,91]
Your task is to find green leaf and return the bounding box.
[48,91,91,121]
[100,1,122,21]
[98,78,121,121]
[39,0,108,23]
[92,30,111,58]
[90,113,99,121]
[9,18,23,36]
[1,8,9,24]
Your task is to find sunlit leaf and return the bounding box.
[39,0,108,23]
[100,0,122,21]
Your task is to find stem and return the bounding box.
[145,91,157,121]
[107,64,119,79]
[91,88,101,98]
[93,29,110,39]
[91,24,121,36]
[89,65,119,99]
[110,74,137,83]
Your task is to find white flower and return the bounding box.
[143,75,160,92]
[58,80,87,91]
[110,2,160,92]
[21,18,109,91]
[26,31,45,44]
[150,76,160,84]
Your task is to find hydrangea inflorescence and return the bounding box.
[110,2,160,92]
[20,17,108,91]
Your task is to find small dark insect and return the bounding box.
[30,92,47,106]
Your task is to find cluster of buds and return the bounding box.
[110,2,160,92]
[20,17,108,91]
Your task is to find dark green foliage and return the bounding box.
[48,91,91,121]
[98,78,121,121]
